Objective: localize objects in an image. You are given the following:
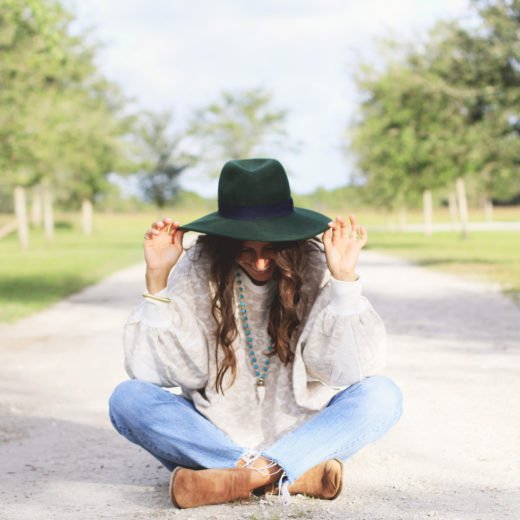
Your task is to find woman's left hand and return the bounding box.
[322,214,368,281]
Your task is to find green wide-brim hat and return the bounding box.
[180,158,331,242]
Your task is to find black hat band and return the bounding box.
[218,198,294,221]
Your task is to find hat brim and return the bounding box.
[179,207,331,242]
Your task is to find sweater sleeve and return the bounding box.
[123,250,210,389]
[297,271,387,388]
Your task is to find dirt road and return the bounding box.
[1,250,518,520]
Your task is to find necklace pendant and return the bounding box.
[256,378,266,404]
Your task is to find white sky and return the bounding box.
[71,0,470,197]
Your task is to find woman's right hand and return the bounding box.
[144,217,185,273]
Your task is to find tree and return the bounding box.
[348,0,520,237]
[416,1,520,209]
[349,62,468,233]
[135,111,192,209]
[188,88,290,177]
[0,0,73,246]
[0,0,135,243]
[54,83,135,235]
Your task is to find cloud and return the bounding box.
[73,0,470,195]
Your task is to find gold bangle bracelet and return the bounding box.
[142,292,172,303]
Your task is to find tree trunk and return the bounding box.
[31,184,43,227]
[384,210,392,231]
[14,186,29,249]
[398,207,407,232]
[81,197,93,235]
[455,177,469,239]
[448,192,459,229]
[423,190,433,237]
[484,198,493,223]
[42,180,54,241]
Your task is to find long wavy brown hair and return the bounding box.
[191,234,322,394]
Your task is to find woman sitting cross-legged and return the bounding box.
[108,158,403,509]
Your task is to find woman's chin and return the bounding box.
[241,266,275,285]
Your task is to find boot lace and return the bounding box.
[238,449,291,505]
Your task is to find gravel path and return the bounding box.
[1,250,519,520]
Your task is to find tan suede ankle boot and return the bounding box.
[169,467,255,508]
[255,459,344,500]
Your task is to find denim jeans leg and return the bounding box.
[262,375,403,483]
[108,379,244,471]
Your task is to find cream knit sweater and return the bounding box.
[123,242,387,450]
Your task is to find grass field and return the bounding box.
[304,205,520,225]
[0,208,519,322]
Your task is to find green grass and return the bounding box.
[306,205,520,226]
[1,209,519,323]
[367,230,520,301]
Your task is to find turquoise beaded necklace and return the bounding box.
[235,269,274,403]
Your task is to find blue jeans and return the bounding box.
[108,375,403,483]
